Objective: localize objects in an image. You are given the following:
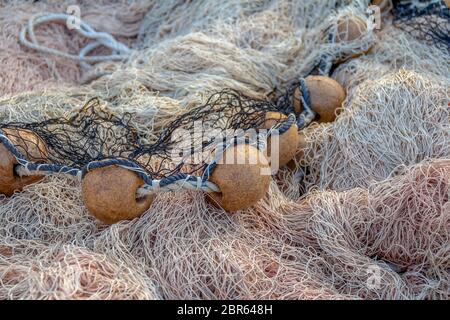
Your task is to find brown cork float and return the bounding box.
[334,14,372,61]
[0,128,48,196]
[81,165,154,224]
[207,144,270,212]
[336,14,368,43]
[260,111,299,168]
[294,75,346,123]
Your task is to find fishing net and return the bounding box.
[282,158,450,299]
[94,0,374,106]
[0,0,449,301]
[89,188,352,300]
[393,0,450,52]
[85,158,449,300]
[0,241,160,300]
[302,69,450,192]
[0,0,150,96]
[332,30,450,96]
[0,89,297,191]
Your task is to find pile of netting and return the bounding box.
[0,0,449,300]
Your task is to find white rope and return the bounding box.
[15,165,40,177]
[14,163,83,181]
[137,178,220,196]
[19,13,130,70]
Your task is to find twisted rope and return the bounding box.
[317,33,334,76]
[296,78,316,129]
[269,113,296,136]
[318,54,333,75]
[0,132,83,179]
[19,13,130,71]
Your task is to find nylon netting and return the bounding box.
[0,88,300,188]
[393,0,450,52]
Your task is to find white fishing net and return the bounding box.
[0,0,448,300]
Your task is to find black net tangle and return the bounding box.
[393,0,450,52]
[0,89,298,191]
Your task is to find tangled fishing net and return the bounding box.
[0,0,449,300]
[302,69,450,191]
[393,0,450,53]
[0,241,160,299]
[0,89,295,198]
[0,0,151,95]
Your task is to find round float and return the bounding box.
[81,165,154,224]
[336,14,368,43]
[260,112,299,168]
[294,76,346,123]
[334,14,372,61]
[207,143,270,212]
[0,128,48,196]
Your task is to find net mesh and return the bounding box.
[0,89,296,181]
[1,0,449,301]
[393,0,450,52]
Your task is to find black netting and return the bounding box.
[1,89,296,181]
[393,0,450,52]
